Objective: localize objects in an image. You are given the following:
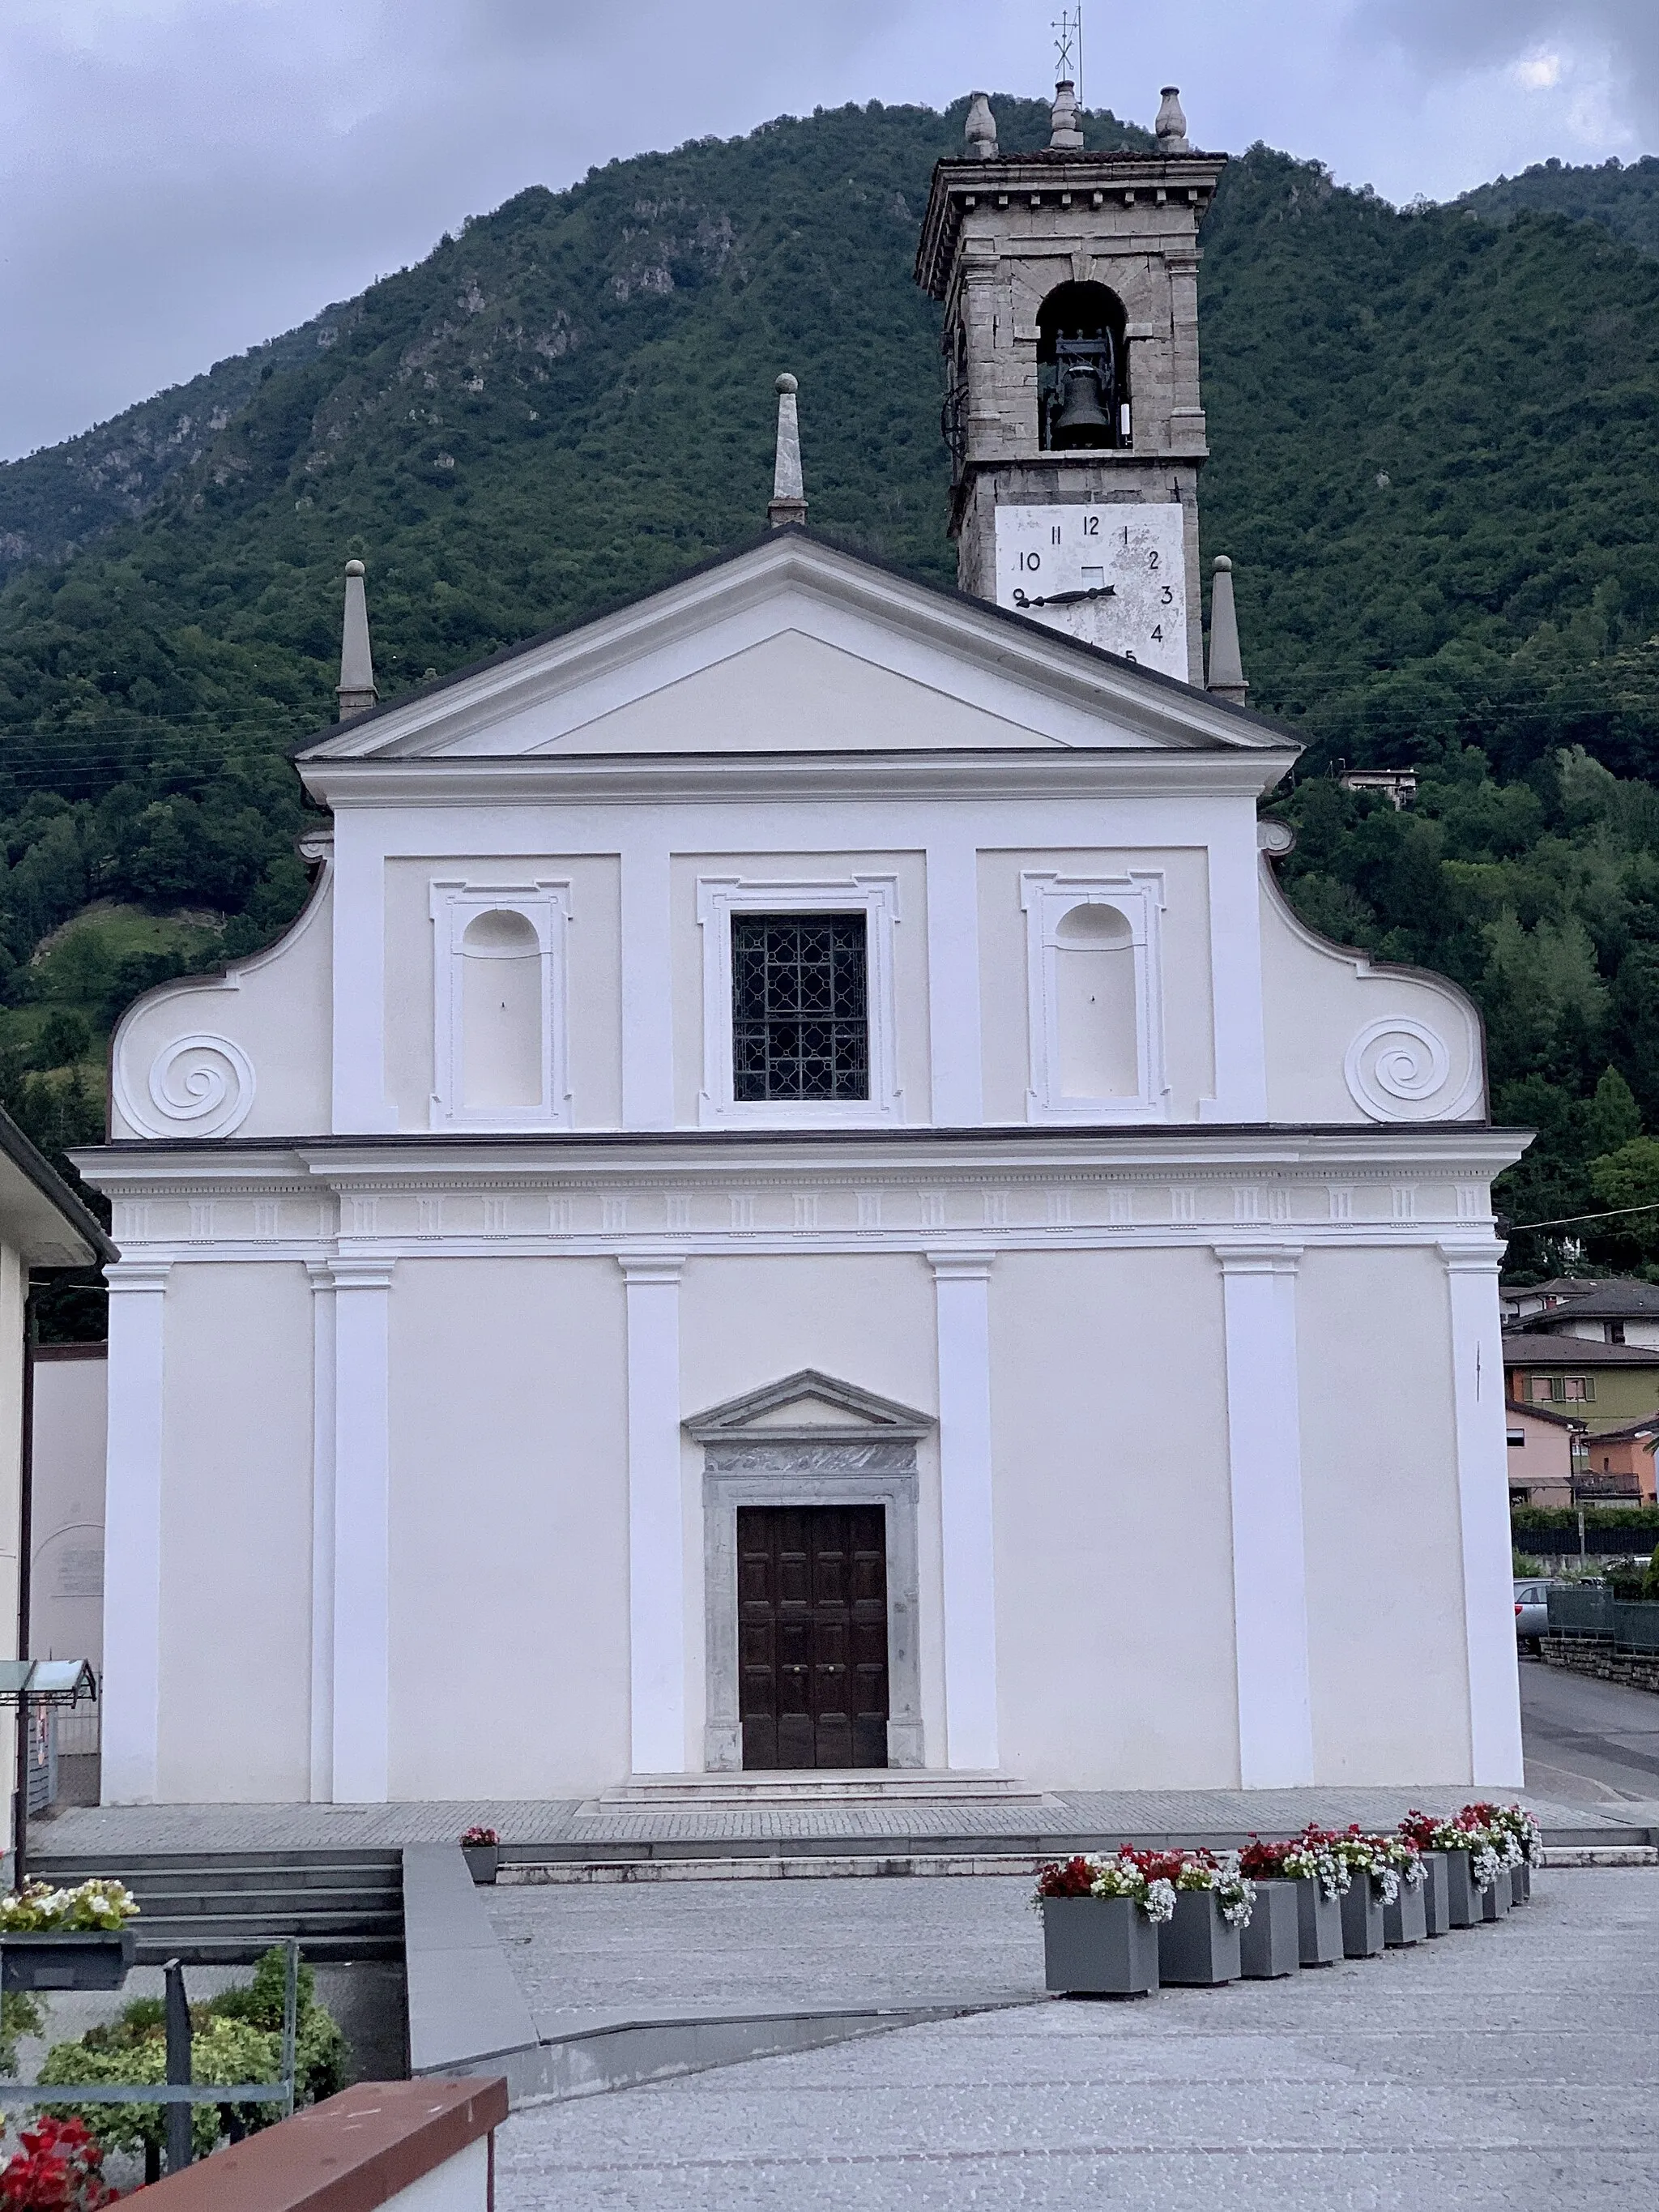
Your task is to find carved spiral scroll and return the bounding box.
[132,1036,255,1139]
[1343,1017,1469,1121]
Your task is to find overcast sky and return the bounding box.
[2,0,1656,463]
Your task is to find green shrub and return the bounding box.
[38,1948,349,2162]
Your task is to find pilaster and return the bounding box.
[621,1257,685,1772]
[1217,1245,1313,1788]
[331,1259,394,1801]
[929,1252,999,1770]
[101,1262,172,1804]
[1441,1243,1525,1785]
[306,1260,337,1803]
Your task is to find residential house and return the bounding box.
[1504,1400,1581,1510]
[1501,1334,1659,1433]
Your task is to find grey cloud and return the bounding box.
[2,0,1653,460]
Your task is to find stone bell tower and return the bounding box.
[914,83,1226,684]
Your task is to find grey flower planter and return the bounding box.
[462,1843,499,1885]
[1421,1852,1451,1936]
[1042,1896,1159,1996]
[1341,1875,1385,1958]
[1158,1890,1240,1987]
[1239,1880,1299,1979]
[1294,1877,1345,1965]
[1444,1849,1481,1928]
[1510,1860,1532,1906]
[1384,1876,1427,1947]
[0,1926,136,1992]
[1480,1867,1512,1922]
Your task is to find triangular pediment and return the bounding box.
[296,533,1293,775]
[684,1369,933,1443]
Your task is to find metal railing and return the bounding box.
[1546,1585,1659,1651]
[1613,1601,1659,1655]
[0,1940,297,2176]
[1546,1586,1614,1637]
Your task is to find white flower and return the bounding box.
[1143,1878,1176,1926]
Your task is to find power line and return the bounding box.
[1510,1200,1659,1232]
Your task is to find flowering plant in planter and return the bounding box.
[1328,1828,1406,1905]
[1123,1848,1256,1930]
[459,1826,499,1849]
[0,1882,138,1934]
[1239,1828,1349,1901]
[1033,1855,1177,1923]
[1462,1802,1542,1870]
[1400,1809,1503,1893]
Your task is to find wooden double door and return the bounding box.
[736,1505,889,1770]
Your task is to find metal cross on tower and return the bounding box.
[1052,7,1083,99]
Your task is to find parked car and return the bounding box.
[1515,1579,1560,1655]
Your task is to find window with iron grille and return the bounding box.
[731,914,868,1102]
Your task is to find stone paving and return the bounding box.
[496,1868,1659,2210]
[485,1871,1045,2031]
[32,1783,1648,1860]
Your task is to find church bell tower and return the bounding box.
[914,82,1226,684]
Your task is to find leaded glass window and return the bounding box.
[731,914,868,1102]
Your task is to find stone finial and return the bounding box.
[964,92,997,158]
[336,557,379,719]
[1206,556,1248,704]
[1049,79,1084,150]
[1155,86,1191,154]
[767,373,808,528]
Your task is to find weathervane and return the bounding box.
[1052,7,1083,101]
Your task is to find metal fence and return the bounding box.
[1614,1601,1659,1655]
[1546,1586,1659,1650]
[1546,1586,1614,1637]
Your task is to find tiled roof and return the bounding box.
[1501,1334,1659,1366]
[1527,1283,1659,1319]
[1503,1397,1586,1429]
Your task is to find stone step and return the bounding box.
[599,1770,1050,1807]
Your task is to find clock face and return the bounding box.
[994,505,1189,681]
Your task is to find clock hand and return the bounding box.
[1011,585,1117,609]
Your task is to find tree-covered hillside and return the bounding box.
[3,96,1659,1298]
[1461,154,1659,262]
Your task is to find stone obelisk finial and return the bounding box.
[1155,86,1192,154]
[336,558,379,719]
[964,92,997,158]
[767,374,807,528]
[1049,79,1083,150]
[1206,557,1248,705]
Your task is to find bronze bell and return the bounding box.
[1051,364,1112,448]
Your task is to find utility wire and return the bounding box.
[1510,1200,1659,1232]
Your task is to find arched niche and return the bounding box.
[1052,902,1138,1099]
[1021,870,1167,1121]
[461,908,543,1111]
[1036,281,1129,452]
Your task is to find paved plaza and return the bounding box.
[485,1871,1046,2030]
[495,1868,1659,2210]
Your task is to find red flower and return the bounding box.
[0,2118,117,2211]
[1034,1856,1096,1898]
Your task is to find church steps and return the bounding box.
[32,1850,403,1965]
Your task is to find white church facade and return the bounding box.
[78,84,1525,1806]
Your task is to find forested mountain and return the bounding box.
[1461,154,1659,261]
[3,97,1659,1296]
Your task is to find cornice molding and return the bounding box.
[301,745,1295,812]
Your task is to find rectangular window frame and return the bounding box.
[429,878,573,1131]
[1020,869,1168,1122]
[697,875,902,1128]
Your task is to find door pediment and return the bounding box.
[684,1369,933,1445]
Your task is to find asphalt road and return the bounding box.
[1521,1657,1659,1805]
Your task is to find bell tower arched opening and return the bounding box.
[1037,283,1128,453]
